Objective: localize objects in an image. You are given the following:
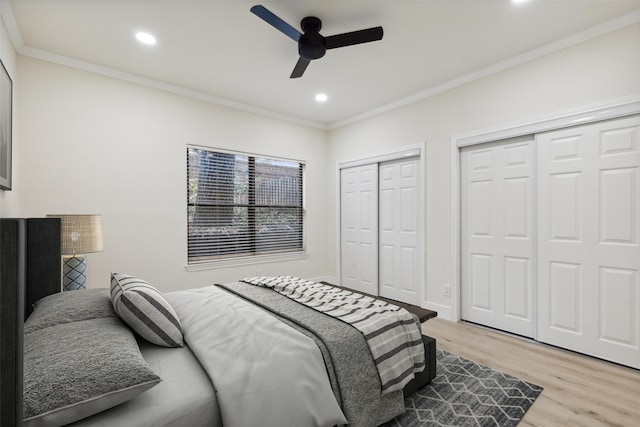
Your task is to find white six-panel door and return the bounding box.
[340,164,378,295]
[461,137,536,337]
[379,158,420,305]
[537,115,640,369]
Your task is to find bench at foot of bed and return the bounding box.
[403,335,436,397]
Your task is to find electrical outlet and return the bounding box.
[443,284,451,297]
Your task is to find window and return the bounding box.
[187,146,305,263]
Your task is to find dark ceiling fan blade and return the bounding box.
[325,26,383,50]
[250,5,301,42]
[290,57,311,78]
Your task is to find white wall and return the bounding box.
[327,23,640,319]
[9,20,640,304]
[0,13,17,217]
[16,57,329,291]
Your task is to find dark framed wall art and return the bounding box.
[0,58,12,190]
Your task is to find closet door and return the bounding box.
[537,115,640,369]
[340,164,378,295]
[461,137,535,337]
[379,158,420,305]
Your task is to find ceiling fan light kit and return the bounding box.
[250,4,384,78]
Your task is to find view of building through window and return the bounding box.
[187,147,304,262]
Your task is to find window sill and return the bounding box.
[185,251,309,271]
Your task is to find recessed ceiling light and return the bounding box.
[135,32,156,45]
[315,93,328,102]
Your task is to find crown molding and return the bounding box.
[0,0,24,51]
[19,47,328,130]
[2,2,638,132]
[329,9,640,130]
[0,1,327,130]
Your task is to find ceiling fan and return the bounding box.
[250,5,384,78]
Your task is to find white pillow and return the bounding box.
[110,273,184,348]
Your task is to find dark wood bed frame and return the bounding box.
[0,217,435,426]
[1,218,61,427]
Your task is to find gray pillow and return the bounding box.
[23,317,161,427]
[110,273,184,348]
[25,288,116,334]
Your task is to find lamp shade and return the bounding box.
[47,214,104,255]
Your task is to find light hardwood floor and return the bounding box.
[421,318,640,427]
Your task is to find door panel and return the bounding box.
[340,165,378,295]
[599,267,636,346]
[537,115,640,369]
[470,253,492,310]
[461,137,535,337]
[548,261,581,333]
[504,256,530,319]
[378,158,420,304]
[600,168,636,244]
[548,172,582,241]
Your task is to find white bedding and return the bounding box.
[70,340,221,427]
[167,285,348,427]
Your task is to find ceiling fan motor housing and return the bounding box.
[250,5,384,78]
[299,16,326,60]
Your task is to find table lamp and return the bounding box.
[47,214,104,291]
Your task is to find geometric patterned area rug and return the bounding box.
[384,350,544,427]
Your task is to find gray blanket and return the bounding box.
[217,282,405,427]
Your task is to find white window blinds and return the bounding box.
[187,147,305,263]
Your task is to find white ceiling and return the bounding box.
[5,0,640,128]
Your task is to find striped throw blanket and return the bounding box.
[241,276,425,394]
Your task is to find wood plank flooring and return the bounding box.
[421,318,640,427]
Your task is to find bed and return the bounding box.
[1,218,436,427]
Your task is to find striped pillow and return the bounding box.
[110,273,184,348]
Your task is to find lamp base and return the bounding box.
[63,255,87,291]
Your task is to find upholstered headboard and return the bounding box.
[0,218,61,427]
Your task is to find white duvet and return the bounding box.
[166,285,348,427]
